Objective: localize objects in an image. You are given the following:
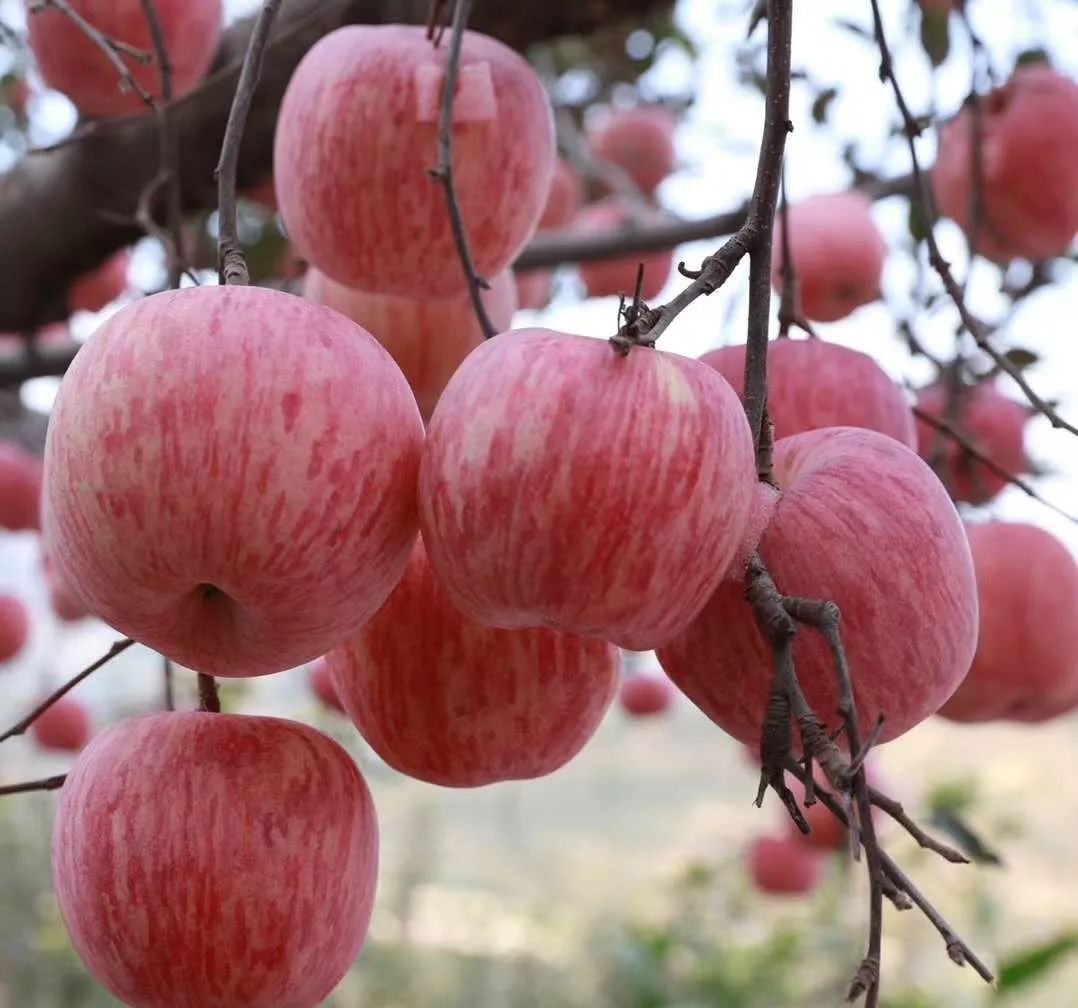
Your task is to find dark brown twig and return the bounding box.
[775,169,815,339]
[197,673,221,714]
[869,786,968,864]
[429,0,497,340]
[0,774,67,797]
[163,655,174,711]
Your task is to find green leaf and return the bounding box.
[811,87,838,125]
[996,933,1078,995]
[1014,48,1051,69]
[920,9,950,67]
[1003,347,1038,370]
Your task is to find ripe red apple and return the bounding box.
[30,695,91,752]
[69,250,131,314]
[771,192,886,322]
[274,24,554,298]
[589,105,677,195]
[328,539,618,787]
[658,427,978,748]
[915,381,1029,504]
[41,546,92,622]
[419,327,756,651]
[302,267,516,422]
[308,657,344,715]
[514,270,553,311]
[0,440,42,530]
[932,65,1078,262]
[747,834,823,896]
[43,285,424,677]
[26,0,222,118]
[0,594,29,662]
[246,176,278,212]
[618,670,674,718]
[700,338,916,448]
[574,200,674,302]
[53,711,377,1008]
[785,763,882,852]
[939,521,1078,723]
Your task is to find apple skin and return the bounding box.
[274,24,554,298]
[618,670,674,718]
[771,192,886,323]
[30,695,91,751]
[938,521,1078,723]
[328,539,618,787]
[515,270,553,311]
[419,327,756,651]
[308,657,344,715]
[0,594,29,662]
[574,199,674,302]
[658,427,978,748]
[915,381,1028,505]
[43,286,424,678]
[0,440,42,530]
[302,268,516,422]
[52,711,378,1008]
[589,106,677,195]
[700,339,916,448]
[26,0,222,118]
[932,65,1078,262]
[70,250,131,314]
[747,835,823,896]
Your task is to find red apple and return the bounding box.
[328,539,618,787]
[540,157,585,230]
[939,521,1078,723]
[26,0,222,118]
[53,711,377,1008]
[771,192,886,322]
[0,440,42,530]
[419,327,756,651]
[41,545,92,622]
[30,695,91,751]
[574,199,674,301]
[589,105,677,195]
[747,834,823,896]
[308,657,344,715]
[700,338,916,448]
[302,267,516,422]
[514,270,553,311]
[932,65,1078,262]
[274,24,554,298]
[915,380,1028,504]
[0,594,29,662]
[618,670,673,718]
[658,427,978,748]
[246,176,278,212]
[43,285,424,677]
[69,250,131,314]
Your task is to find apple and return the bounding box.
[785,763,882,852]
[43,285,424,677]
[246,176,278,212]
[30,695,91,752]
[932,64,1078,262]
[514,270,553,311]
[302,267,516,422]
[589,105,677,195]
[328,539,618,787]
[746,834,823,896]
[618,670,673,718]
[574,199,674,302]
[41,545,92,622]
[274,24,554,299]
[915,380,1029,504]
[308,657,344,715]
[658,427,978,748]
[700,338,916,448]
[26,0,222,118]
[419,327,756,651]
[69,250,131,314]
[53,711,377,1008]
[0,594,29,662]
[938,521,1078,723]
[771,192,886,323]
[0,439,42,530]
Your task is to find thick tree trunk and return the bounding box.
[0,0,671,333]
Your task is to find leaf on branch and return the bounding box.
[919,10,950,68]
[1002,347,1039,370]
[811,86,838,125]
[996,932,1078,995]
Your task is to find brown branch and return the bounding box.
[0,638,135,744]
[0,774,67,797]
[868,786,969,864]
[197,672,221,713]
[163,655,175,711]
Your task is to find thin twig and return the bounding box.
[197,673,220,713]
[0,639,135,744]
[869,786,969,863]
[215,0,283,286]
[776,169,815,339]
[0,774,67,797]
[163,655,174,711]
[429,0,497,340]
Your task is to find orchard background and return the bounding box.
[1,0,1078,1006]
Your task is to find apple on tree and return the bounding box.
[746,834,824,896]
[0,439,42,531]
[30,695,91,752]
[274,24,555,299]
[419,326,757,651]
[589,105,677,195]
[69,250,132,315]
[52,711,377,1008]
[0,593,29,663]
[328,539,619,787]
[618,669,674,718]
[42,285,424,677]
[307,657,345,715]
[573,199,674,302]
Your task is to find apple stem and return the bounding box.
[197,673,221,714]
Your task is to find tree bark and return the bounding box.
[0,0,671,333]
